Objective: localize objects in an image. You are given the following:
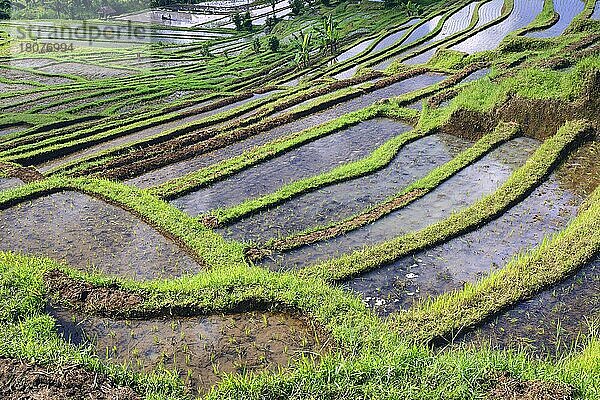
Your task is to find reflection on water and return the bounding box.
[263,137,540,271]
[0,192,200,280]
[330,38,377,66]
[473,0,504,29]
[457,256,599,357]
[403,2,477,65]
[593,0,600,20]
[345,173,582,316]
[451,0,544,54]
[51,306,326,394]
[375,16,443,70]
[136,73,446,188]
[172,119,411,215]
[526,0,585,38]
[224,133,471,242]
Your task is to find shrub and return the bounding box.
[268,36,280,52]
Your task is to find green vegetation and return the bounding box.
[260,121,519,253]
[301,119,592,281]
[394,170,600,343]
[0,0,599,398]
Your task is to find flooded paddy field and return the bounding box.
[525,0,585,39]
[222,133,471,242]
[129,73,447,188]
[451,0,544,54]
[258,137,540,270]
[50,306,328,394]
[0,0,599,398]
[345,172,583,315]
[457,255,599,357]
[172,118,411,215]
[0,191,199,280]
[37,92,274,172]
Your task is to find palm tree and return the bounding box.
[292,31,312,69]
[399,1,421,17]
[315,15,339,55]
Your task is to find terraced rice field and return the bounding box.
[0,0,599,398]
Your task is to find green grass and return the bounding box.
[149,104,383,200]
[392,179,600,343]
[0,4,599,399]
[261,121,520,253]
[300,119,592,281]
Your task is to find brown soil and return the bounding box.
[555,140,600,197]
[50,306,330,395]
[70,69,427,181]
[441,70,600,141]
[428,88,459,108]
[45,269,144,316]
[0,357,140,400]
[0,161,44,183]
[488,373,574,400]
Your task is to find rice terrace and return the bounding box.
[0,0,599,397]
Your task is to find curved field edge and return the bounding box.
[299,119,594,281]
[392,180,600,344]
[255,121,519,255]
[149,64,483,201]
[0,177,243,268]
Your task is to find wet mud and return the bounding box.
[0,191,200,280]
[50,306,328,394]
[261,137,540,271]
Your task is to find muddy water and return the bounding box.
[50,307,327,394]
[171,119,411,216]
[555,141,600,198]
[0,177,22,191]
[458,256,598,357]
[38,62,133,79]
[0,67,74,85]
[262,137,540,271]
[0,191,199,280]
[129,73,447,188]
[38,93,273,172]
[374,16,443,70]
[451,0,544,54]
[222,134,471,243]
[3,58,57,69]
[403,2,478,65]
[526,0,585,38]
[0,124,30,137]
[345,173,583,316]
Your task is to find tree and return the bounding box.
[252,37,261,53]
[268,35,280,52]
[265,16,279,33]
[242,11,253,31]
[383,0,396,9]
[0,0,10,20]
[289,0,303,15]
[315,15,339,55]
[231,12,243,30]
[269,0,277,17]
[399,1,421,16]
[200,42,212,57]
[292,31,312,69]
